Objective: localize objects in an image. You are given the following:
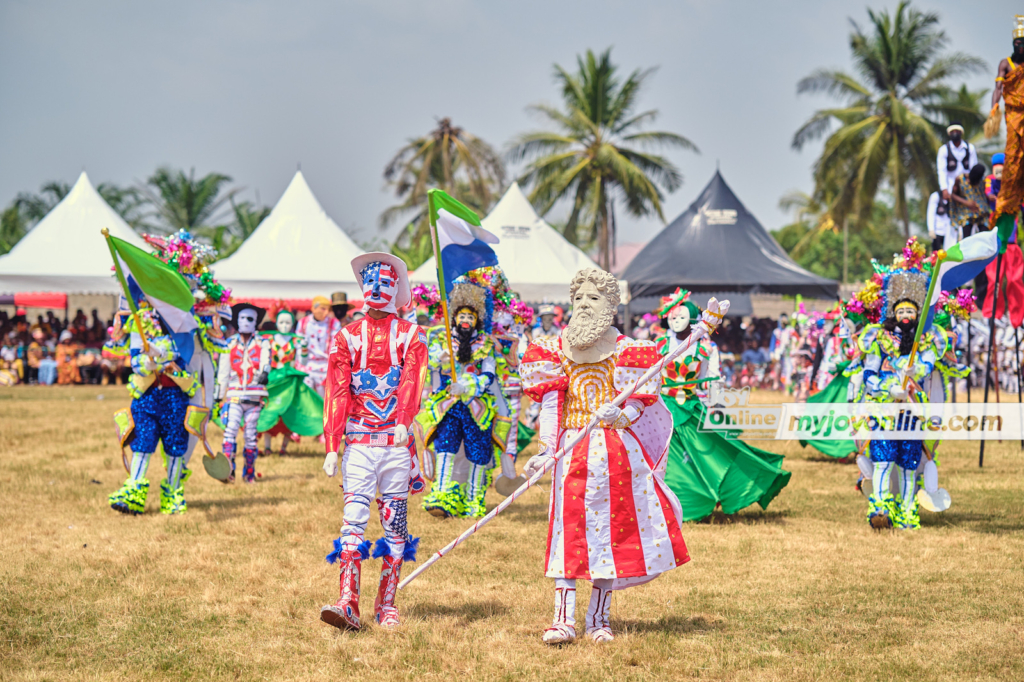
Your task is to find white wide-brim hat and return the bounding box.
[351,252,412,309]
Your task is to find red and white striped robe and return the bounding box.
[521,333,690,590]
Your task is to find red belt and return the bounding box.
[156,374,177,388]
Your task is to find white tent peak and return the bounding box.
[412,183,606,302]
[0,171,149,293]
[214,171,366,298]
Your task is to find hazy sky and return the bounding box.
[0,0,1015,251]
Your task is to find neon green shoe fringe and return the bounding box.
[159,480,187,515]
[110,478,149,515]
[422,482,466,518]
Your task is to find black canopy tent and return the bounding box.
[623,171,839,302]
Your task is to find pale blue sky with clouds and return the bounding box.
[0,0,1015,250]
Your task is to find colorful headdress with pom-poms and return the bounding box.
[411,283,442,322]
[934,289,977,329]
[451,266,536,336]
[846,237,935,325]
[654,287,699,319]
[143,230,232,317]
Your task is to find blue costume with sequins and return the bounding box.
[109,312,199,516]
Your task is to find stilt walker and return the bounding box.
[320,253,428,630]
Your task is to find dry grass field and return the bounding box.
[2,384,1023,681]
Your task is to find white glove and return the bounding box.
[323,451,339,477]
[393,424,409,447]
[524,452,552,477]
[142,355,158,372]
[888,383,908,401]
[448,380,466,396]
[697,297,731,335]
[439,351,451,366]
[595,403,622,426]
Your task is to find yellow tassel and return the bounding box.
[984,105,1002,139]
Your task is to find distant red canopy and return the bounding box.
[0,292,68,309]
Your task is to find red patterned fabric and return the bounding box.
[323,314,428,452]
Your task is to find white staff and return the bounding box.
[399,298,730,590]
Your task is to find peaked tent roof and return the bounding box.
[214,171,365,298]
[411,182,609,302]
[623,171,838,299]
[0,171,150,294]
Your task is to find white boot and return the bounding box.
[585,579,614,642]
[543,579,577,645]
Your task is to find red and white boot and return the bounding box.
[543,582,577,645]
[374,554,403,628]
[320,550,362,630]
[585,582,614,642]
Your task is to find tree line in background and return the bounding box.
[0,1,995,284]
[0,167,270,258]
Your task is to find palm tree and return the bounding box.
[138,166,240,234]
[381,118,505,269]
[508,48,697,269]
[0,205,27,255]
[199,199,271,258]
[14,181,71,223]
[96,183,149,231]
[793,1,985,240]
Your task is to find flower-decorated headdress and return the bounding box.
[846,237,935,324]
[654,287,699,319]
[143,230,231,317]
[934,289,977,329]
[449,280,491,333]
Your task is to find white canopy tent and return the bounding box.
[214,171,365,298]
[0,171,149,294]
[411,183,619,302]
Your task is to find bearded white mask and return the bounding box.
[564,280,616,349]
[237,309,258,334]
[667,306,691,333]
[276,312,293,334]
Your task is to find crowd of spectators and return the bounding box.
[0,308,129,386]
[630,312,780,388]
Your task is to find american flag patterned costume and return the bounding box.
[520,334,689,590]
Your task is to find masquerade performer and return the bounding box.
[937,122,978,209]
[858,239,943,530]
[800,313,860,460]
[417,279,509,519]
[985,153,1005,211]
[519,268,692,645]
[653,288,791,521]
[320,253,427,631]
[257,310,324,455]
[216,304,271,483]
[987,16,1024,228]
[108,301,199,515]
[107,229,231,511]
[769,314,793,391]
[297,295,343,397]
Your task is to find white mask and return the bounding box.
[237,309,258,334]
[360,261,399,314]
[668,307,691,333]
[276,312,293,335]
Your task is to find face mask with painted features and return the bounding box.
[311,303,329,322]
[455,309,478,332]
[360,261,399,314]
[276,312,293,335]
[894,302,918,326]
[237,309,258,335]
[667,306,691,334]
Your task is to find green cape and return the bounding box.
[664,397,791,521]
[256,365,325,436]
[799,360,856,459]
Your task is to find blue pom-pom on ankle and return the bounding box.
[356,539,371,561]
[371,537,390,559]
[325,537,344,564]
[403,536,420,562]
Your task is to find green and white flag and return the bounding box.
[108,235,197,333]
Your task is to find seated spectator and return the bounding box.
[38,348,58,385]
[78,348,102,384]
[55,330,81,385]
[741,341,768,365]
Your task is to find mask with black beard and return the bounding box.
[897,319,916,356]
[455,326,475,364]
